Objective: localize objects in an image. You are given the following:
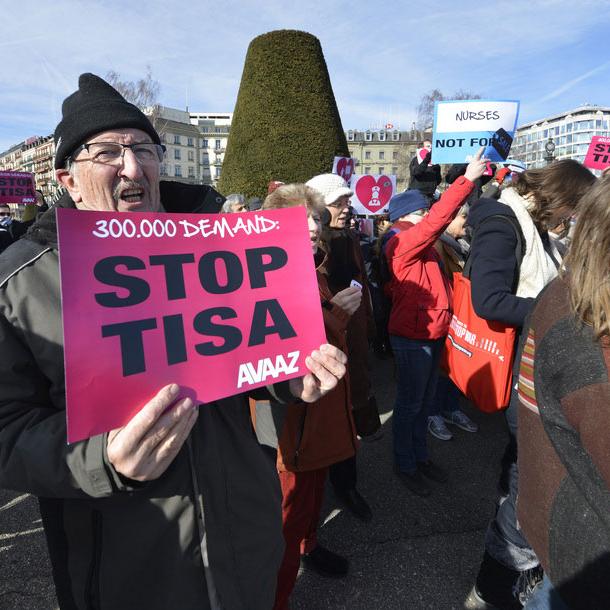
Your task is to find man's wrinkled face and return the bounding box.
[327,194,351,229]
[56,128,162,213]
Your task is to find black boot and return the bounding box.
[464,552,522,610]
[301,545,349,578]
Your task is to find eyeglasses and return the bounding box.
[71,142,166,165]
[0,212,11,217]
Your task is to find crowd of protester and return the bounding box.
[1,74,609,610]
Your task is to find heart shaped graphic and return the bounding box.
[355,175,394,213]
[336,157,355,181]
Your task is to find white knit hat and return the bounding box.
[306,173,353,205]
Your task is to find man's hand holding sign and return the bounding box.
[107,342,347,482]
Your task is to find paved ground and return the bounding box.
[0,354,507,610]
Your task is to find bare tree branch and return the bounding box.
[105,67,167,135]
[415,89,482,131]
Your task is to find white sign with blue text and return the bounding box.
[432,100,520,164]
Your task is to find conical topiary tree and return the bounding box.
[218,30,349,198]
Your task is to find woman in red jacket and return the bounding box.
[383,151,486,496]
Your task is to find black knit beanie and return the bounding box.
[54,73,161,169]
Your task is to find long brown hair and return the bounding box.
[515,159,595,230]
[564,174,610,339]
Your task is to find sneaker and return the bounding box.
[333,487,373,522]
[464,552,522,610]
[428,415,453,440]
[464,585,502,610]
[301,545,349,578]
[395,467,431,497]
[417,460,448,483]
[463,585,499,610]
[443,409,479,433]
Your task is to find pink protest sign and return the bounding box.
[57,207,326,443]
[349,174,396,215]
[0,171,36,204]
[584,136,610,170]
[332,156,355,182]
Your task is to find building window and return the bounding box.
[188,150,194,162]
[392,167,398,175]
[347,130,354,141]
[365,130,372,141]
[379,151,385,160]
[187,137,194,147]
[364,166,370,174]
[160,164,167,176]
[175,165,182,177]
[379,166,385,174]
[174,149,181,160]
[202,138,208,148]
[215,167,221,179]
[174,135,181,145]
[365,151,371,159]
[392,151,398,160]
[392,130,400,141]
[215,139,221,150]
[379,130,386,141]
[188,166,195,178]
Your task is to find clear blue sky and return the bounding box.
[2,0,609,152]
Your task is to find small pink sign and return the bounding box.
[0,171,36,204]
[57,207,326,443]
[584,136,610,170]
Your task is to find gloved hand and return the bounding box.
[495,167,511,185]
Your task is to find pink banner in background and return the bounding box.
[584,136,610,170]
[0,171,36,204]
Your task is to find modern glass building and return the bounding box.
[512,105,610,168]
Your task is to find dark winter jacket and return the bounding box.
[408,152,442,197]
[467,197,533,327]
[517,277,610,610]
[0,184,288,610]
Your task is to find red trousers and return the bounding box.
[273,467,328,610]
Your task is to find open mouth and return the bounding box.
[119,188,145,203]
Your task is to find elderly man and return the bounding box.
[221,193,248,213]
[0,74,347,610]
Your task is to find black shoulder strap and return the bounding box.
[463,214,525,291]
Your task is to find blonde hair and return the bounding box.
[564,174,610,339]
[263,183,325,216]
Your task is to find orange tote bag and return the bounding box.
[441,214,523,413]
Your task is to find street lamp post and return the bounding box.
[544,137,556,165]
